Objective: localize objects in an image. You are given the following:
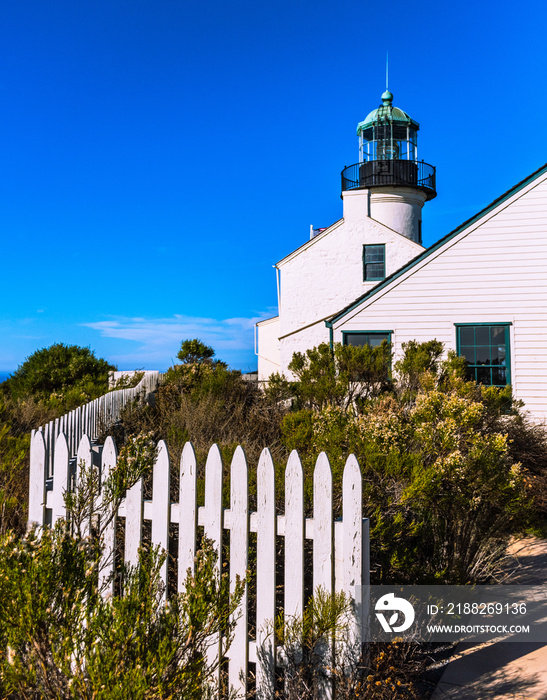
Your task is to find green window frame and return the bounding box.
[343,330,392,348]
[456,323,511,387]
[363,244,385,281]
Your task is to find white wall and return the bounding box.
[333,171,547,421]
[278,189,423,344]
[257,316,281,381]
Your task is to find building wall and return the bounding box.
[333,172,547,421]
[256,316,281,381]
[277,188,424,350]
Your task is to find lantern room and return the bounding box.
[341,89,436,201]
[357,90,418,163]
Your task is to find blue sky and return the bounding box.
[1,0,546,373]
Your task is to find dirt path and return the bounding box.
[431,538,547,699]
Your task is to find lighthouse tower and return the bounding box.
[341,90,436,244]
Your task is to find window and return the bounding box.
[456,324,511,386]
[343,331,391,348]
[363,244,385,281]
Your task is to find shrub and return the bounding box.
[3,343,116,411]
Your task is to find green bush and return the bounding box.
[3,343,116,411]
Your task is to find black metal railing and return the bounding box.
[341,159,436,198]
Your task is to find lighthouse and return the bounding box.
[341,90,436,244]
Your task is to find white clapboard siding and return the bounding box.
[98,436,118,597]
[151,440,170,595]
[29,435,369,698]
[228,446,249,696]
[333,172,547,421]
[256,448,276,699]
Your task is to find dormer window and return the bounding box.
[363,244,385,281]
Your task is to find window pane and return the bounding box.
[491,326,505,343]
[475,346,491,365]
[344,332,390,348]
[492,367,507,385]
[368,334,389,347]
[476,367,491,384]
[364,245,385,281]
[475,326,490,345]
[459,327,474,345]
[457,324,509,387]
[366,263,384,279]
[345,333,369,347]
[461,346,475,363]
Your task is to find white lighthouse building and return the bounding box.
[257,89,436,380]
[257,88,547,423]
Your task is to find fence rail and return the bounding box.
[28,431,370,697]
[31,370,162,479]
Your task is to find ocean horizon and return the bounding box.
[0,372,12,384]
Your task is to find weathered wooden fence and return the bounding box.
[31,370,162,480]
[29,431,370,697]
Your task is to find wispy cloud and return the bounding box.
[83,312,276,369]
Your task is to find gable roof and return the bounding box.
[326,161,547,327]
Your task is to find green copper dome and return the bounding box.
[357,90,419,136]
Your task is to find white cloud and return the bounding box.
[83,312,276,370]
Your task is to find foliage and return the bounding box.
[0,529,243,700]
[177,338,219,366]
[267,588,351,700]
[278,340,539,584]
[3,343,116,411]
[0,344,116,535]
[273,342,391,412]
[0,429,244,699]
[256,590,426,699]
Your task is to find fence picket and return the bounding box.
[342,454,364,647]
[98,436,118,597]
[28,431,46,527]
[285,450,304,620]
[125,476,143,567]
[178,441,198,584]
[203,444,224,686]
[151,440,170,596]
[313,451,334,700]
[76,435,93,538]
[256,448,276,698]
[52,433,69,525]
[229,446,249,695]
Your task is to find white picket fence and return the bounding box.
[31,371,162,478]
[28,431,370,698]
